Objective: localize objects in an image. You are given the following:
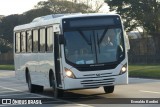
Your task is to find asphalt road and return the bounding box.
[0,70,159,107]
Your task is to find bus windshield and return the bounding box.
[64,27,125,65]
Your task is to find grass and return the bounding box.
[129,64,160,79]
[0,65,14,70]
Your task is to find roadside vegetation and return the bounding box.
[0,65,14,70]
[129,65,160,79]
[0,64,160,79]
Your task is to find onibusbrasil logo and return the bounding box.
[1,99,42,105]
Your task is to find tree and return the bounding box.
[0,38,12,53]
[35,0,93,13]
[0,15,20,43]
[105,0,160,33]
[71,0,104,13]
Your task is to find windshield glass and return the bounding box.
[64,27,124,65]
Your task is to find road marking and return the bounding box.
[0,86,21,92]
[0,91,19,94]
[0,93,39,98]
[0,86,50,98]
[140,90,160,94]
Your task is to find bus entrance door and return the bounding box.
[54,29,62,88]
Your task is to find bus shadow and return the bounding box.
[41,88,105,99]
[40,88,125,104]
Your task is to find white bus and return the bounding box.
[14,13,130,98]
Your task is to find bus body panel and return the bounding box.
[14,53,54,88]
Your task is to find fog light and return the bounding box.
[120,63,127,75]
[65,68,76,78]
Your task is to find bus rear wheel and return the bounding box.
[51,74,64,98]
[26,72,43,93]
[103,86,114,94]
[27,72,35,93]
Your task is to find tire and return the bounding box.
[27,72,44,93]
[50,74,64,98]
[103,86,114,94]
[27,72,35,93]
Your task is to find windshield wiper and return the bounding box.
[90,34,93,53]
[78,30,91,45]
[96,33,100,53]
[78,30,93,53]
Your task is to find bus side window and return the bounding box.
[26,30,32,52]
[33,29,39,52]
[47,27,53,52]
[21,31,26,52]
[40,28,46,52]
[15,32,20,53]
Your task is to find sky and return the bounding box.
[0,0,47,16]
[0,0,109,16]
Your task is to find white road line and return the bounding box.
[0,91,18,94]
[0,93,32,97]
[140,90,160,94]
[0,105,11,107]
[0,86,21,92]
[0,86,50,98]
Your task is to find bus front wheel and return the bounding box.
[51,74,64,98]
[103,86,114,94]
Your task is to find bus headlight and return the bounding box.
[65,68,76,79]
[119,63,127,75]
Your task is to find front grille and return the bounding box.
[81,78,115,87]
[83,72,112,78]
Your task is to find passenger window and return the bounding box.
[33,30,39,52]
[47,27,53,52]
[21,32,26,52]
[40,28,46,52]
[26,31,32,52]
[15,33,20,53]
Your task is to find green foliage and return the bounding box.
[0,15,20,43]
[105,0,160,33]
[129,65,160,79]
[35,0,93,13]
[0,65,14,70]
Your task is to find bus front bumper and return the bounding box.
[63,72,128,90]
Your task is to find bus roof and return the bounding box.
[14,13,120,31]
